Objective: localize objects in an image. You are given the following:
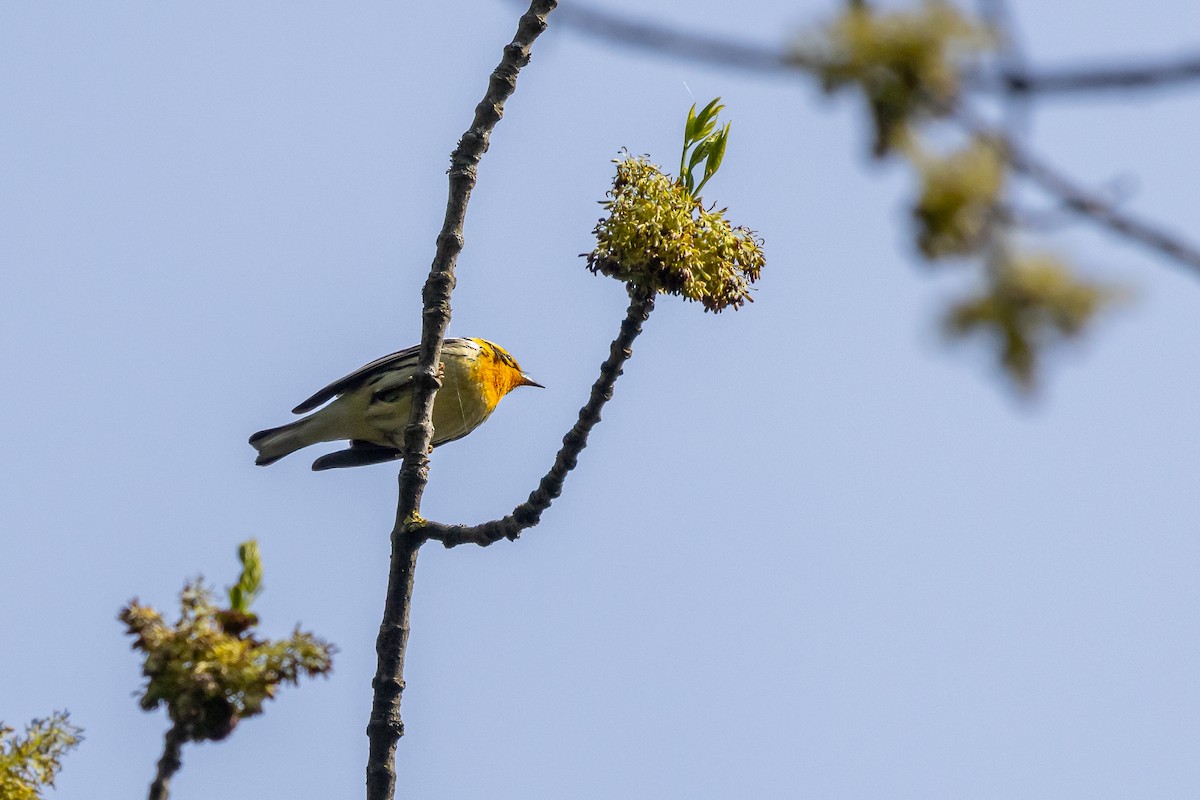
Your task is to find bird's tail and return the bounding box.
[249,417,321,466]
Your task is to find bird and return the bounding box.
[249,338,541,470]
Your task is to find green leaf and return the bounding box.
[676,97,732,199]
[684,103,699,141]
[228,539,264,613]
[696,97,723,126]
[0,712,82,797]
[708,125,730,172]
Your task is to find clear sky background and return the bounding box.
[3,2,1200,798]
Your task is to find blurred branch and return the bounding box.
[552,2,803,74]
[419,287,655,548]
[147,725,184,800]
[994,54,1200,94]
[976,0,1032,132]
[552,0,1200,95]
[939,99,1200,273]
[365,3,557,800]
[993,130,1200,272]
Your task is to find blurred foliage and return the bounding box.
[794,0,991,157]
[0,712,82,800]
[588,100,764,312]
[945,253,1122,389]
[789,1,1128,390]
[120,541,334,743]
[911,137,1005,259]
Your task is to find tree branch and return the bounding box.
[994,54,1200,95]
[996,133,1200,273]
[975,0,1033,134]
[935,101,1200,274]
[417,286,655,549]
[147,724,185,800]
[364,3,557,800]
[552,2,802,74]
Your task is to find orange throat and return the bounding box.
[473,359,525,411]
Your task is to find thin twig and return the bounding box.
[364,3,557,800]
[976,0,1033,133]
[943,103,1200,273]
[994,54,1200,95]
[998,134,1200,273]
[552,2,804,74]
[147,724,185,800]
[418,286,655,548]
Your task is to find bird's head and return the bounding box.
[470,338,542,408]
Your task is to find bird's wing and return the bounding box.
[290,338,475,414]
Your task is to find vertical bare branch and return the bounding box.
[365,3,557,800]
[396,1,559,520]
[365,535,420,800]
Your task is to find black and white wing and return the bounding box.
[290,338,477,414]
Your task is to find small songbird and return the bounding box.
[250,338,541,470]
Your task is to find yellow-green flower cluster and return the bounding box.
[796,1,990,156]
[120,580,333,742]
[587,156,764,312]
[945,254,1120,389]
[913,139,1005,259]
[0,712,81,800]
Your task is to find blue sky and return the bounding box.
[3,2,1199,798]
